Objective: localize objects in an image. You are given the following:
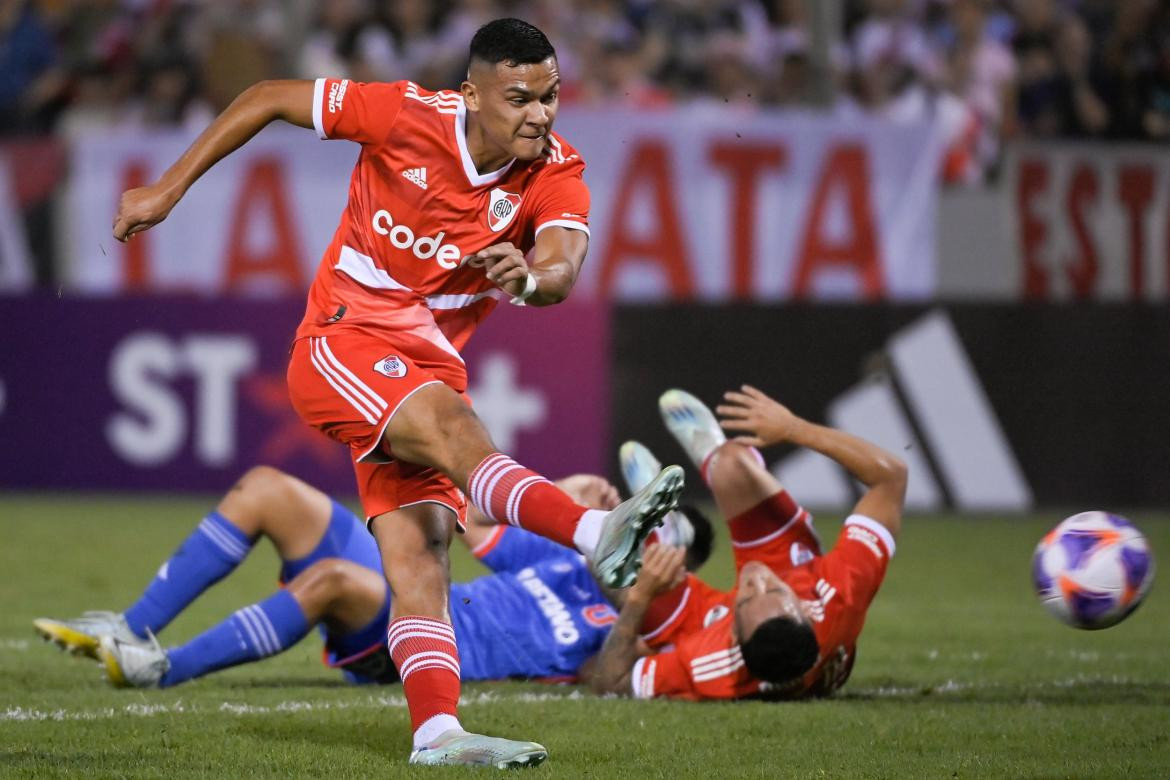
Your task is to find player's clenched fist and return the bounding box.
[630,544,687,599]
[112,183,179,242]
[717,385,803,448]
[475,242,533,297]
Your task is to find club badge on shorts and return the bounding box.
[487,188,522,232]
[373,355,407,378]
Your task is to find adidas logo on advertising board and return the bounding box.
[772,311,1033,512]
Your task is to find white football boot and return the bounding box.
[592,464,684,588]
[98,633,169,688]
[34,611,146,659]
[659,389,726,470]
[620,441,694,548]
[408,730,548,768]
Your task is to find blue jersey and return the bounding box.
[451,526,617,681]
[314,507,616,683]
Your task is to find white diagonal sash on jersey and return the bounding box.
[424,290,506,310]
[335,245,411,291]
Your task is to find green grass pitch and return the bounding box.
[1,495,1168,778]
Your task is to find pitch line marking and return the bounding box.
[1,690,585,722]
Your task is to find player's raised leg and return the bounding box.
[385,382,683,589]
[660,389,813,550]
[660,389,782,517]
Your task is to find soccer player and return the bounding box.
[110,18,683,766]
[35,467,711,692]
[589,387,906,701]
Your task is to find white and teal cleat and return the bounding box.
[659,389,726,470]
[98,633,169,689]
[619,440,662,496]
[620,442,693,549]
[593,465,685,588]
[34,611,145,659]
[408,730,548,769]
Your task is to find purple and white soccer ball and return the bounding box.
[1032,511,1155,630]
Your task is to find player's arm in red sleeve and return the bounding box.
[474,155,590,306]
[717,385,907,542]
[113,79,316,241]
[589,544,687,696]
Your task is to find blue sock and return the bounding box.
[124,511,254,638]
[161,589,310,687]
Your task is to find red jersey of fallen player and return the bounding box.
[631,507,895,701]
[295,78,590,392]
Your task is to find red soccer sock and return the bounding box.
[387,617,461,741]
[467,453,587,549]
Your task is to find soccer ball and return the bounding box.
[1032,512,1155,630]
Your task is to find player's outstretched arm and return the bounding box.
[590,544,686,696]
[718,385,906,539]
[112,80,315,242]
[474,226,588,306]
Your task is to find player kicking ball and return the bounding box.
[110,18,683,767]
[35,467,709,764]
[589,387,905,700]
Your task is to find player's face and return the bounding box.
[464,57,561,162]
[732,561,808,642]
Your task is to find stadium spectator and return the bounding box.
[937,0,1017,176]
[589,386,904,701]
[6,1,1170,139]
[0,0,63,135]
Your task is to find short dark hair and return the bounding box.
[679,504,715,572]
[469,18,556,67]
[740,616,819,684]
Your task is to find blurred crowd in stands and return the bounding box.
[3,0,1170,177]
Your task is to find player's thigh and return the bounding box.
[382,381,496,478]
[219,466,334,561]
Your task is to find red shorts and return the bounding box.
[287,333,467,527]
[729,491,822,576]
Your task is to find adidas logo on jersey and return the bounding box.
[402,167,428,190]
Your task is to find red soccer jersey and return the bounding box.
[631,514,895,701]
[295,78,590,391]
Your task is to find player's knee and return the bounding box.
[236,465,292,504]
[390,532,450,566]
[290,558,354,611]
[707,441,764,490]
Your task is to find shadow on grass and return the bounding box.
[217,677,355,690]
[240,714,402,761]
